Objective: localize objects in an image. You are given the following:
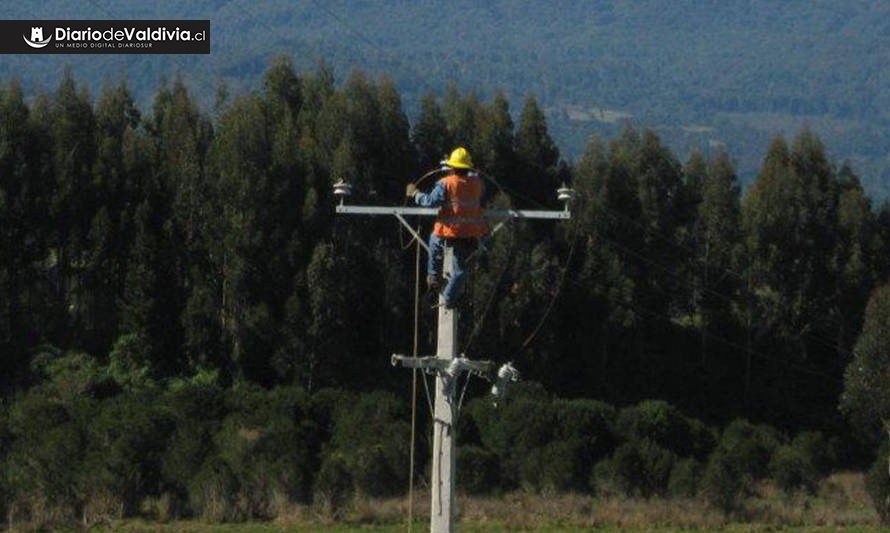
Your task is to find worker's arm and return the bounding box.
[413,180,446,207]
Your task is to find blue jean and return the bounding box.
[428,234,476,306]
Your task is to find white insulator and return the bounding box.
[491,362,520,399]
[333,179,353,197]
[497,362,520,382]
[557,185,575,203]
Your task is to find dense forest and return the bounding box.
[4,1,890,196]
[2,58,890,526]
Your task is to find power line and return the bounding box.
[447,167,851,369]
[561,274,844,388]
[307,0,392,59]
[483,177,855,375]
[576,184,850,337]
[83,0,222,104]
[590,229,853,359]
[566,178,853,353]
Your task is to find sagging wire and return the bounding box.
[456,170,522,354]
[457,371,473,413]
[553,186,845,387]
[571,187,852,359]
[407,222,421,532]
[475,172,582,365]
[460,212,518,359]
[514,222,582,358]
[399,165,449,251]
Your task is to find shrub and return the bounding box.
[30,350,117,401]
[313,453,352,518]
[188,456,238,522]
[590,459,616,495]
[865,445,890,525]
[790,430,837,476]
[668,457,702,497]
[5,389,92,525]
[554,399,618,473]
[616,400,715,459]
[516,439,591,494]
[5,354,167,527]
[320,390,410,498]
[80,390,170,520]
[206,383,318,519]
[108,333,155,390]
[352,444,403,497]
[458,445,501,494]
[768,431,834,496]
[698,417,782,514]
[604,438,676,497]
[686,418,719,460]
[469,391,616,493]
[769,444,819,494]
[0,406,8,521]
[716,418,781,481]
[701,448,745,514]
[468,395,553,489]
[159,378,226,514]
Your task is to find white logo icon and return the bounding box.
[23,27,52,48]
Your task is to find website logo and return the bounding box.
[23,27,52,48]
[0,20,210,54]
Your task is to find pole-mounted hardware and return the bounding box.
[332,178,353,206]
[491,362,520,399]
[557,182,575,212]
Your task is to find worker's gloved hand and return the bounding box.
[405,183,418,197]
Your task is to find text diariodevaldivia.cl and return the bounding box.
[55,27,206,41]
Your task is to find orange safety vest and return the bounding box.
[433,173,489,238]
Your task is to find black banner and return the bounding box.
[0,20,210,54]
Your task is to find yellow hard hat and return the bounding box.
[444,147,474,170]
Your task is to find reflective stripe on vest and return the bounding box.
[433,173,488,238]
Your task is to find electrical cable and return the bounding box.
[460,197,519,359]
[557,236,847,388]
[398,165,448,251]
[84,0,225,108]
[575,184,848,336]
[562,273,843,386]
[456,371,473,413]
[566,181,852,358]
[515,224,581,358]
[407,223,420,533]
[480,179,850,382]
[590,229,853,359]
[467,171,578,362]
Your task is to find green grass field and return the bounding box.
[61,472,878,533]
[8,472,878,532]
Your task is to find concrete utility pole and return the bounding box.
[429,249,458,530]
[334,179,572,533]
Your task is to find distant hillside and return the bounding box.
[3,0,890,196]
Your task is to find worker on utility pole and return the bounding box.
[406,147,489,308]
